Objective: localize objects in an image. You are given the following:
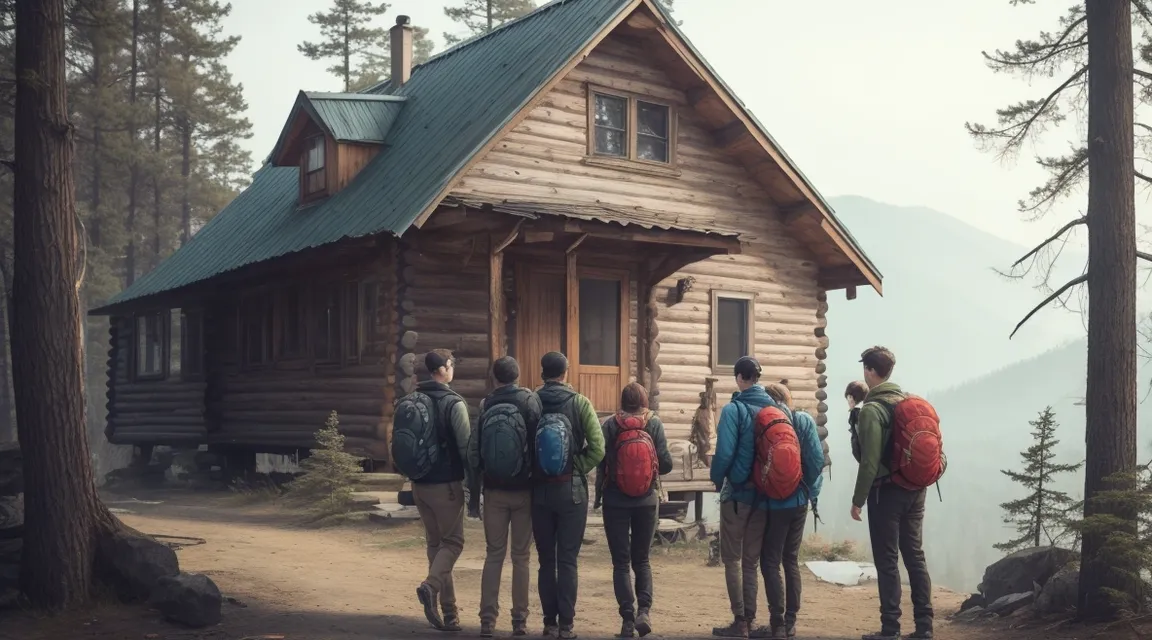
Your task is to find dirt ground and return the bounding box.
[0,489,1050,640]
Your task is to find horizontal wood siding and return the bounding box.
[336,143,381,191]
[451,34,824,441]
[105,316,208,445]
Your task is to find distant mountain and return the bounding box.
[814,339,1152,591]
[824,195,1087,394]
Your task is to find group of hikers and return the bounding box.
[389,345,945,640]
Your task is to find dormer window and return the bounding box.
[588,85,676,166]
[303,135,326,198]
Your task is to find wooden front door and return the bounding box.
[515,262,630,413]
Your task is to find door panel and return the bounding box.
[516,266,565,391]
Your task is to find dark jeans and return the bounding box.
[867,483,933,634]
[533,498,589,627]
[603,505,659,622]
[760,506,807,629]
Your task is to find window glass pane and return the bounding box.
[594,94,626,129]
[280,286,303,357]
[636,137,668,163]
[579,278,620,366]
[135,314,165,377]
[637,102,668,138]
[595,128,626,157]
[170,311,182,376]
[716,297,750,367]
[306,136,325,171]
[343,283,360,363]
[314,287,341,362]
[181,310,203,376]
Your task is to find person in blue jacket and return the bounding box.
[710,356,780,638]
[752,382,825,639]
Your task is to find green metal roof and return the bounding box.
[95,0,881,313]
[268,92,407,163]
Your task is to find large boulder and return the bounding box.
[98,532,179,600]
[1035,563,1079,615]
[979,546,1077,603]
[960,593,985,612]
[988,591,1035,616]
[149,572,222,628]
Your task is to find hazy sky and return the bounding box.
[220,0,1088,247]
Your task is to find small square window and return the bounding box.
[711,291,755,371]
[588,87,675,166]
[636,101,669,163]
[593,94,628,157]
[134,311,168,380]
[302,135,326,197]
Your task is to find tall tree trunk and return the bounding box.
[0,265,14,444]
[343,17,350,92]
[487,0,493,31]
[150,0,162,268]
[12,0,119,609]
[179,53,191,246]
[125,0,140,286]
[89,30,103,250]
[1034,445,1044,549]
[1078,0,1139,619]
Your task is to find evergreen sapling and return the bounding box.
[286,411,365,518]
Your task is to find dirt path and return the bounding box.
[2,491,970,640]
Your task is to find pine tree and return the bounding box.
[298,0,390,92]
[995,407,1083,553]
[968,0,1140,618]
[350,25,434,92]
[442,0,536,46]
[286,411,364,518]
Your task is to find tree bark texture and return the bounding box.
[13,0,120,609]
[1078,0,1140,619]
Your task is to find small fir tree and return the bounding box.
[442,0,536,46]
[286,411,365,517]
[995,407,1083,553]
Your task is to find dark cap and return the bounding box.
[425,350,454,374]
[734,356,761,381]
[541,351,569,380]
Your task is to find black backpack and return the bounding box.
[478,399,530,480]
[391,391,444,480]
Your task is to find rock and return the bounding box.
[148,572,222,628]
[1035,563,1079,615]
[0,448,21,496]
[979,546,1077,603]
[953,606,989,623]
[99,532,179,600]
[988,591,1035,616]
[960,593,985,612]
[0,494,22,531]
[1012,604,1036,619]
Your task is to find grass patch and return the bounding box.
[799,535,866,562]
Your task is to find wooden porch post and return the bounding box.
[565,241,582,383]
[489,222,523,389]
[637,263,649,389]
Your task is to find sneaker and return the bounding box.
[481,622,495,638]
[862,632,900,640]
[513,621,528,637]
[635,611,652,638]
[617,620,636,638]
[713,619,749,638]
[417,583,445,630]
[442,615,462,633]
[558,626,578,640]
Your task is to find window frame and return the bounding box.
[239,292,274,370]
[710,290,756,374]
[274,284,308,361]
[301,134,327,200]
[131,310,170,382]
[586,84,678,169]
[180,308,205,381]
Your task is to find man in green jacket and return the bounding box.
[850,346,933,640]
[532,352,605,639]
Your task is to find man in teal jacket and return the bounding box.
[710,356,777,638]
[754,383,825,639]
[851,346,933,640]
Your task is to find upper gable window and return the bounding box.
[302,135,326,197]
[588,85,676,166]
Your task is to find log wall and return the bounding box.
[105,315,208,446]
[451,33,825,441]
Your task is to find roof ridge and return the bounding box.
[305,91,407,102]
[360,0,604,95]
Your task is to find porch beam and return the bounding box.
[523,218,741,253]
[566,250,580,383]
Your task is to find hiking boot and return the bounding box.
[784,624,797,639]
[442,615,462,633]
[542,624,559,638]
[861,632,900,640]
[480,622,495,638]
[558,626,578,640]
[635,611,652,638]
[617,620,636,638]
[417,583,444,630]
[750,626,786,639]
[712,619,749,638]
[907,631,932,640]
[512,621,528,637]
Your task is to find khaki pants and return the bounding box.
[720,500,767,621]
[480,488,533,624]
[414,480,466,618]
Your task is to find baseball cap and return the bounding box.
[425,350,454,374]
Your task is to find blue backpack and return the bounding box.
[535,411,575,479]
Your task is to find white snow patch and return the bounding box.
[806,560,879,586]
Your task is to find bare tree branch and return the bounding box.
[1011,216,1087,269]
[967,66,1088,150]
[1010,274,1088,339]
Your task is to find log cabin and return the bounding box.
[90,0,882,509]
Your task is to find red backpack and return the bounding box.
[613,412,659,498]
[882,395,947,491]
[751,406,803,500]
